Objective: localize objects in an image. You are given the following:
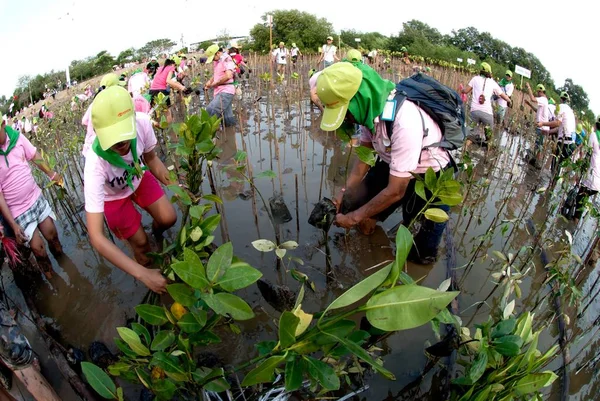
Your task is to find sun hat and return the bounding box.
[576,123,584,134]
[317,62,362,131]
[505,70,513,77]
[346,49,362,62]
[205,45,220,63]
[279,41,284,46]
[401,46,408,52]
[91,86,136,150]
[292,43,296,47]
[536,84,545,92]
[327,36,333,41]
[560,91,570,101]
[480,62,492,73]
[100,73,121,88]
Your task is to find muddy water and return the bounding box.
[28,85,600,400]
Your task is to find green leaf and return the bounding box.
[415,180,427,201]
[81,362,117,399]
[189,204,210,220]
[275,248,287,259]
[513,372,558,396]
[322,262,393,318]
[279,241,299,250]
[327,333,395,380]
[285,358,305,391]
[256,170,277,179]
[114,339,137,358]
[200,214,221,234]
[131,323,151,345]
[202,293,254,320]
[493,335,524,356]
[217,259,262,292]
[177,312,205,333]
[167,284,196,308]
[108,362,131,377]
[151,352,188,376]
[252,239,276,252]
[472,386,492,401]
[355,145,376,166]
[117,387,124,401]
[365,285,459,331]
[151,331,176,351]
[117,327,150,356]
[438,192,463,206]
[469,349,488,383]
[424,208,449,223]
[207,242,233,283]
[241,355,286,386]
[304,356,340,390]
[189,227,203,242]
[492,318,516,338]
[394,225,412,278]
[152,379,177,401]
[234,150,247,162]
[168,184,192,205]
[424,167,437,191]
[203,194,223,204]
[279,312,300,349]
[204,377,231,392]
[255,340,278,356]
[184,247,206,276]
[171,260,210,290]
[135,304,168,326]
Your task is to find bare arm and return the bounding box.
[86,212,167,293]
[31,151,62,184]
[143,148,172,185]
[462,85,473,95]
[167,71,185,91]
[348,175,410,223]
[310,86,323,111]
[0,192,26,243]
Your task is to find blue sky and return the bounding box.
[2,0,597,115]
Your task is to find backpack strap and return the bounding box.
[384,91,428,163]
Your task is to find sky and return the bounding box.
[1,0,598,114]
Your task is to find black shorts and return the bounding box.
[149,89,171,107]
[291,55,298,63]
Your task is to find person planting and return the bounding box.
[84,86,176,294]
[318,62,451,264]
[0,117,64,278]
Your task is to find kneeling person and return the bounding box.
[318,63,451,264]
[84,86,177,293]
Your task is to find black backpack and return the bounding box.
[385,72,467,152]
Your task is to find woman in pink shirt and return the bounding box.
[84,86,176,294]
[149,59,187,123]
[0,119,64,278]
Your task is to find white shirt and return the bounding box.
[272,48,288,64]
[583,131,600,191]
[291,47,299,56]
[535,97,550,132]
[468,76,502,115]
[497,82,514,108]
[556,103,576,141]
[322,45,336,62]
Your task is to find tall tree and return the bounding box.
[138,38,177,59]
[249,10,334,52]
[340,30,388,50]
[388,20,444,51]
[558,78,589,112]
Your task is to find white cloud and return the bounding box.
[2,0,597,114]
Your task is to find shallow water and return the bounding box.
[24,79,600,400]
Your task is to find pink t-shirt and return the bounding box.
[213,54,236,96]
[128,72,150,97]
[0,129,42,218]
[82,104,95,157]
[150,65,175,90]
[360,100,450,178]
[84,113,157,213]
[309,71,323,91]
[468,76,502,114]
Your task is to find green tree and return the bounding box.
[138,38,177,59]
[249,9,334,53]
[340,30,388,51]
[388,20,444,52]
[557,78,590,112]
[94,51,116,76]
[117,48,136,65]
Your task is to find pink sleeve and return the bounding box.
[224,58,236,71]
[360,126,373,144]
[20,135,38,161]
[82,105,92,126]
[137,114,158,153]
[83,156,106,213]
[388,103,424,177]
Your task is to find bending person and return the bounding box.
[84,86,177,294]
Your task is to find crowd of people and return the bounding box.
[0,35,597,399]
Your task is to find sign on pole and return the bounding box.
[355,38,361,43]
[467,58,476,65]
[267,14,273,26]
[514,65,531,79]
[457,58,463,63]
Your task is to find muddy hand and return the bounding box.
[141,268,167,294]
[333,188,345,213]
[334,212,358,229]
[12,224,27,245]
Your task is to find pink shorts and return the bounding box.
[104,171,164,239]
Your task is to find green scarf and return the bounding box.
[596,130,600,144]
[0,126,20,167]
[348,63,395,131]
[498,77,512,88]
[92,137,147,190]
